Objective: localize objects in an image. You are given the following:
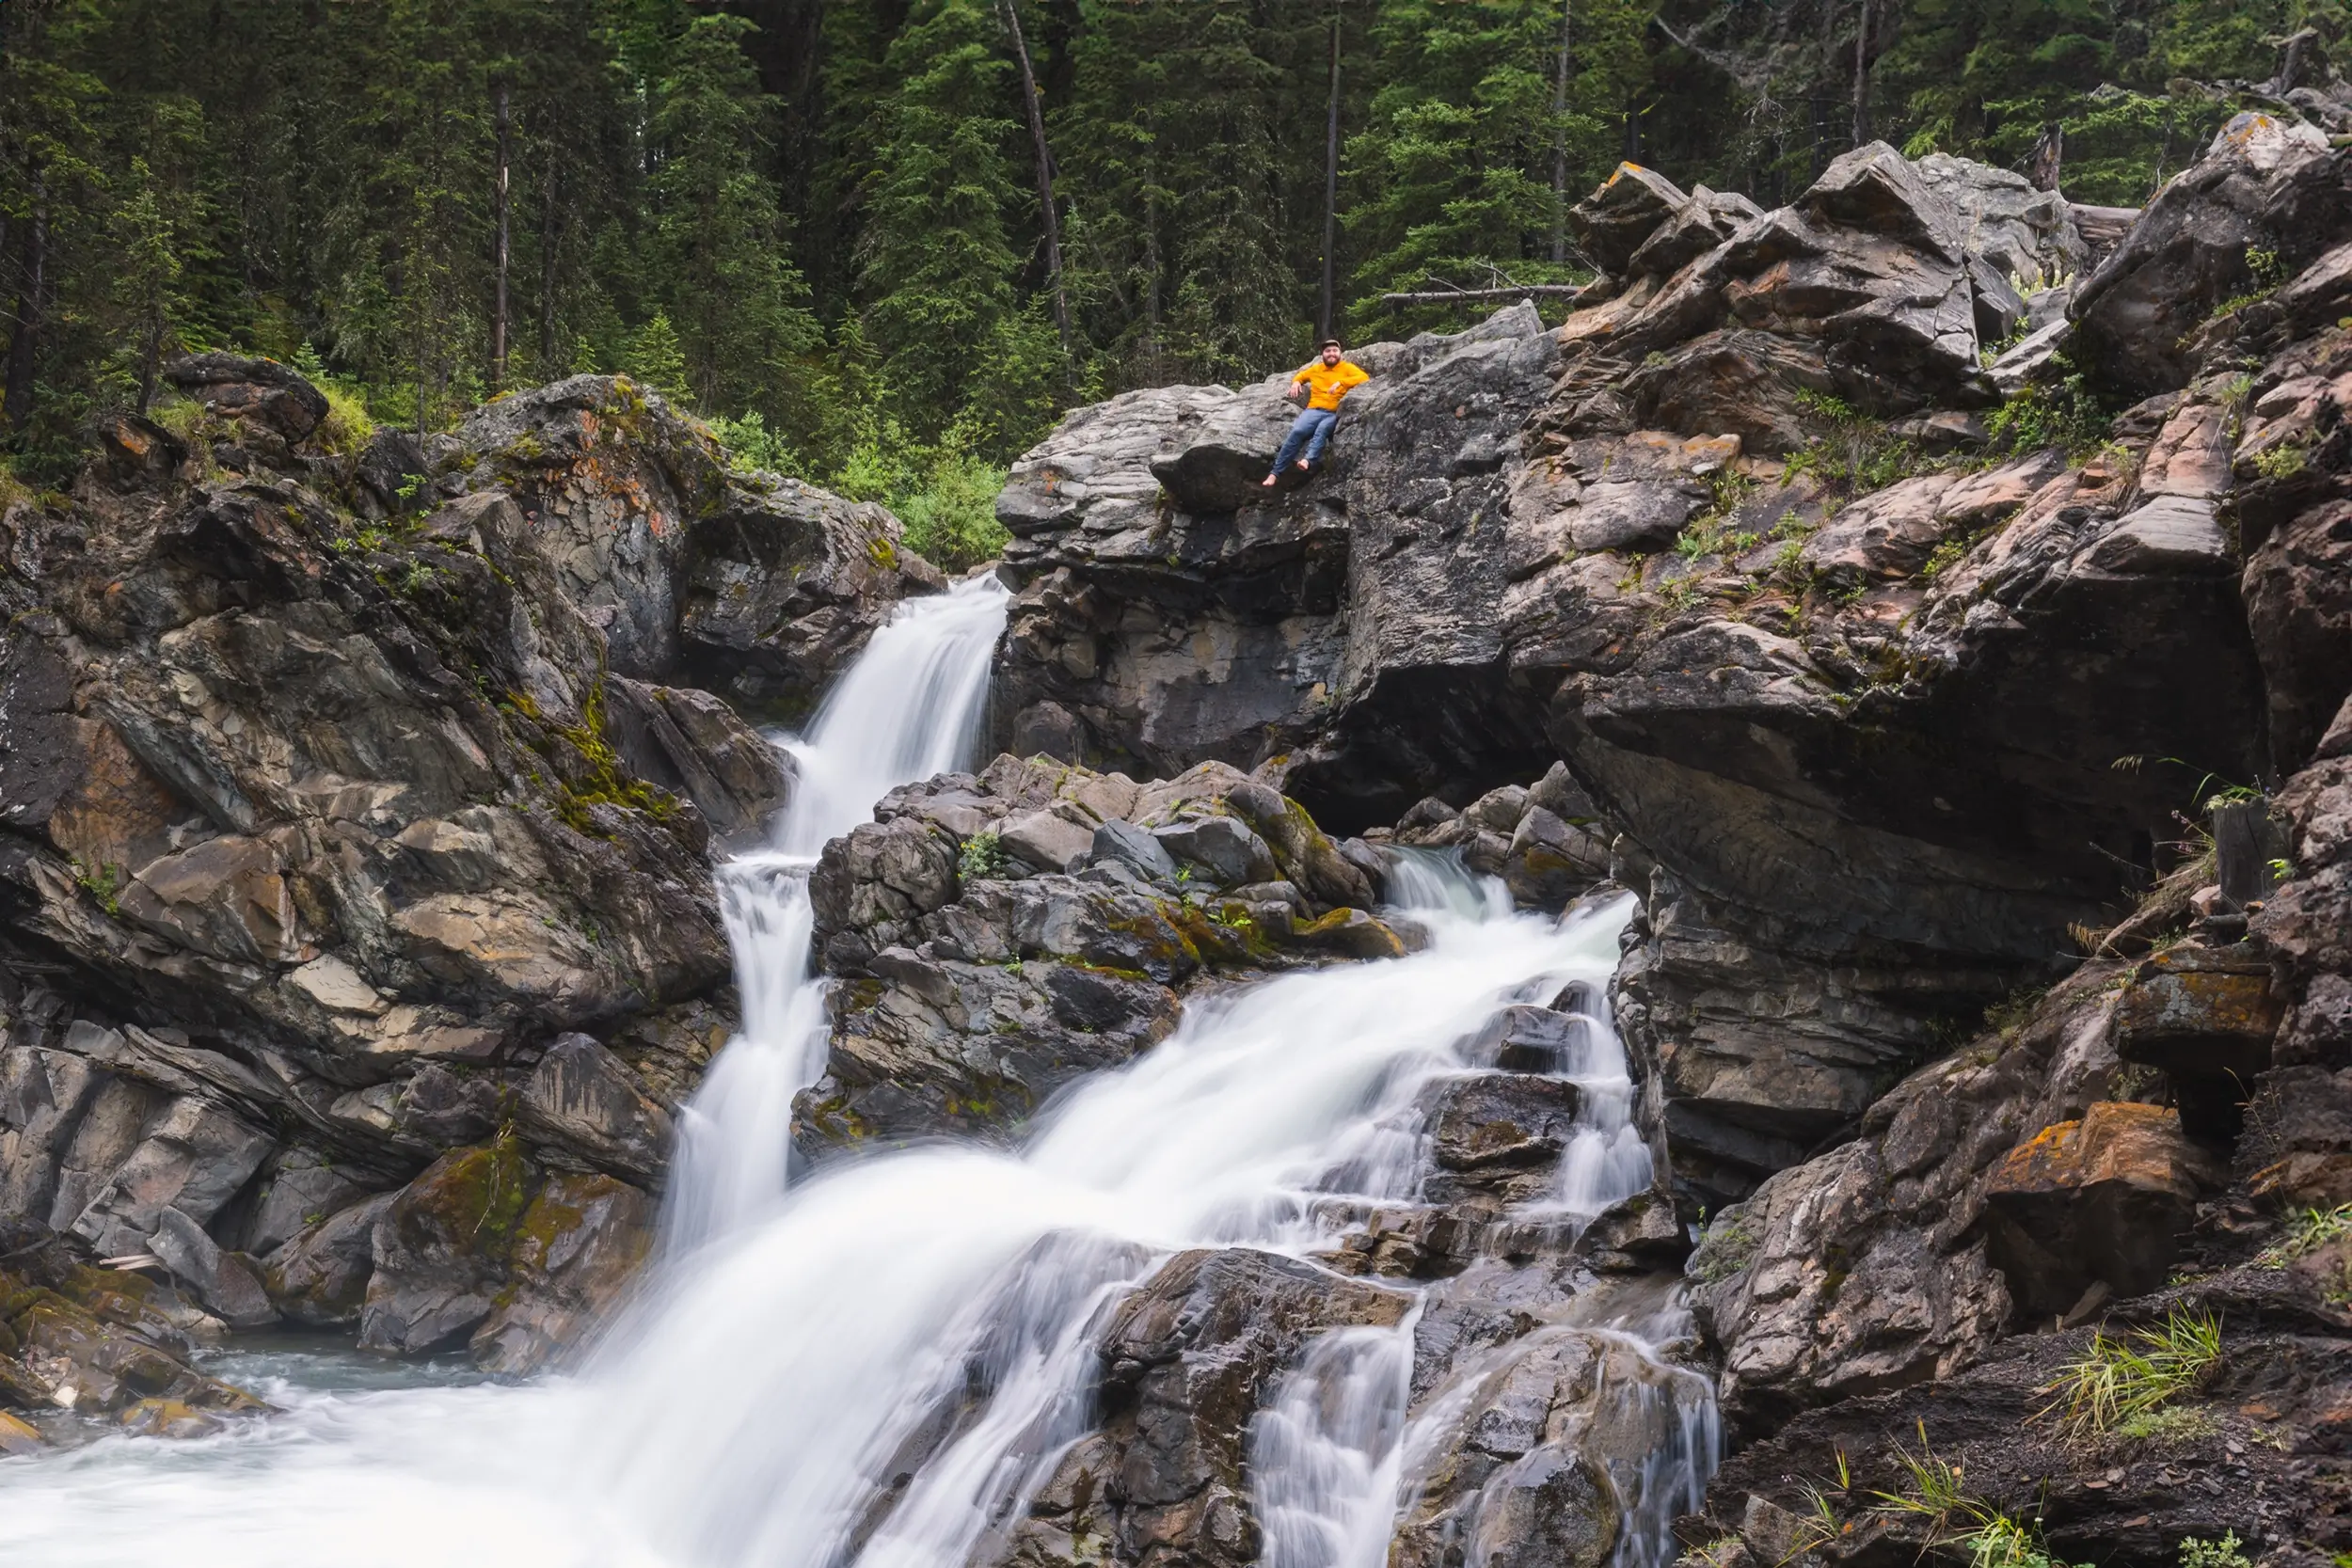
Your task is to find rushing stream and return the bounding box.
[0,575,1715,1568]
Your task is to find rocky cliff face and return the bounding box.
[987,118,2352,1568]
[0,363,936,1401]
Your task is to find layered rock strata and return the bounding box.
[0,360,939,1378]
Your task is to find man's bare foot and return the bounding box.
[1260,474,1278,487]
[1295,459,1311,471]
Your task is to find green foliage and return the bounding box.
[2258,1202,2352,1267]
[706,411,801,480]
[72,858,125,917]
[626,313,689,403]
[1986,360,2110,456]
[894,446,1011,573]
[2042,1307,2224,1441]
[2179,1532,2252,1568]
[1787,390,1926,493]
[645,13,820,417]
[3,0,2341,485]
[958,831,1009,882]
[1867,1425,2085,1568]
[853,0,1029,447]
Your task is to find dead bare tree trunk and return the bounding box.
[1320,1,1343,338]
[2026,122,2065,193]
[1851,0,1872,147]
[1551,0,1573,263]
[491,75,513,394]
[997,0,1073,363]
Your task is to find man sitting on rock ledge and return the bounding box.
[1262,339,1370,485]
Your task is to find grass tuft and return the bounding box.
[2258,1202,2352,1268]
[2040,1306,2222,1441]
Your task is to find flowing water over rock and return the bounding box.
[0,578,1716,1568]
[668,574,1010,1246]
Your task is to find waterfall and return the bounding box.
[0,578,1719,1568]
[665,574,1009,1246]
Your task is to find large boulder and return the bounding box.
[2071,117,2352,395]
[453,375,943,702]
[796,755,1400,1155]
[1980,1101,2219,1317]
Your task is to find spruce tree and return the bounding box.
[647,12,820,416]
[855,0,1025,443]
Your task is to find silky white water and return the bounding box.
[667,573,1009,1246]
[0,580,1716,1568]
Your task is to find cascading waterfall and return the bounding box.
[0,578,1717,1568]
[666,574,1009,1246]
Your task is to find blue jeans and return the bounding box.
[1271,407,1339,475]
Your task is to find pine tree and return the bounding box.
[855,0,1025,444]
[647,12,820,416]
[1346,0,1611,337]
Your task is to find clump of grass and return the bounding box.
[312,380,376,455]
[1786,389,1928,493]
[2257,1202,2352,1267]
[958,832,1009,882]
[2040,1306,2223,1441]
[1869,1425,2082,1568]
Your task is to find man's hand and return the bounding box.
[1289,379,1310,403]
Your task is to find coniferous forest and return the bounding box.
[0,0,2332,562]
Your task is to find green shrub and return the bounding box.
[895,448,1009,572]
[2178,1532,2250,1568]
[707,410,801,478]
[1986,358,2109,456]
[958,832,1008,882]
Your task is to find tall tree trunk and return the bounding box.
[1851,0,1872,148]
[1320,0,1343,338]
[491,75,512,394]
[997,0,1073,362]
[1550,0,1573,263]
[539,135,559,377]
[2,172,49,433]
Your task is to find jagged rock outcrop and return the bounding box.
[0,1220,264,1447]
[992,137,2282,1212]
[795,752,1404,1155]
[0,360,947,1372]
[451,376,944,721]
[974,124,2352,1568]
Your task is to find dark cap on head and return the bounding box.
[1318,338,1342,350]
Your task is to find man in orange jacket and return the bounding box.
[1262,339,1370,486]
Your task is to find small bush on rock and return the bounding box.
[2178,1532,2250,1568]
[1986,357,2109,456]
[2258,1202,2352,1267]
[958,832,1008,882]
